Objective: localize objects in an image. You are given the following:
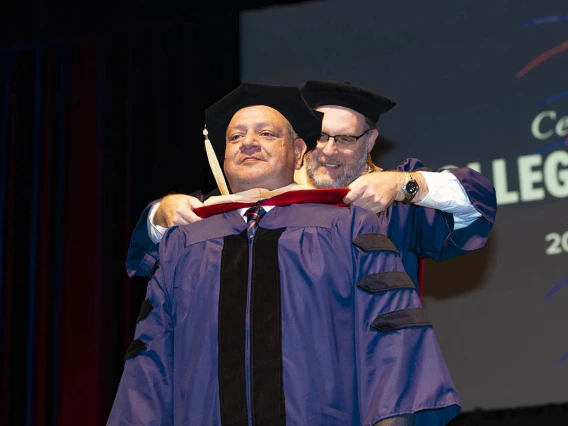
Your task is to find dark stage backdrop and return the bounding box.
[0,14,241,426]
[242,0,568,415]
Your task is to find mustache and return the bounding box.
[314,156,344,166]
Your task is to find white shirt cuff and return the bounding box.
[415,170,481,230]
[147,201,169,244]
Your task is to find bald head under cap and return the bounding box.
[299,80,396,124]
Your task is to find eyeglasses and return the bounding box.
[317,129,371,147]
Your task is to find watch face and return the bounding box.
[405,180,419,194]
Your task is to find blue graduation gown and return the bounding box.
[109,202,461,425]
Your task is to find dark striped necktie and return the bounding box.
[244,205,267,240]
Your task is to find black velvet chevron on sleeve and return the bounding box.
[124,338,147,362]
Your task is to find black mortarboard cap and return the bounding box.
[205,82,324,159]
[298,80,396,124]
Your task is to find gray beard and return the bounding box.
[305,151,368,188]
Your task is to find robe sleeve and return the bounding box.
[394,158,497,260]
[109,227,183,425]
[125,188,214,277]
[350,208,461,425]
[125,201,160,278]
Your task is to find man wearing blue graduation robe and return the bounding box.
[107,83,461,425]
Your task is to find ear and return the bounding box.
[366,129,379,154]
[293,138,307,170]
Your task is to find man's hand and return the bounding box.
[344,171,427,213]
[153,194,204,227]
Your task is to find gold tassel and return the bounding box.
[203,127,230,195]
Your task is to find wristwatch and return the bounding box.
[401,172,419,204]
